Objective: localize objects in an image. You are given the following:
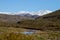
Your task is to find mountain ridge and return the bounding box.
[0,10,52,16]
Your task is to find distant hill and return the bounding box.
[0,14,34,23]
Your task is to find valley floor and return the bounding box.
[0,27,60,40]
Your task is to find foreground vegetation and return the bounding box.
[0,27,60,40]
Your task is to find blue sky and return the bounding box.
[0,0,60,12]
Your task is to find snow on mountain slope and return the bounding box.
[0,12,14,15]
[14,10,52,16]
[38,10,52,16]
[0,10,52,16]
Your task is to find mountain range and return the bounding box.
[0,10,52,17]
[0,9,60,31]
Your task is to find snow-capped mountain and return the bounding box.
[0,10,52,18]
[0,12,15,15]
[15,10,52,16]
[37,10,52,16]
[0,10,52,16]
